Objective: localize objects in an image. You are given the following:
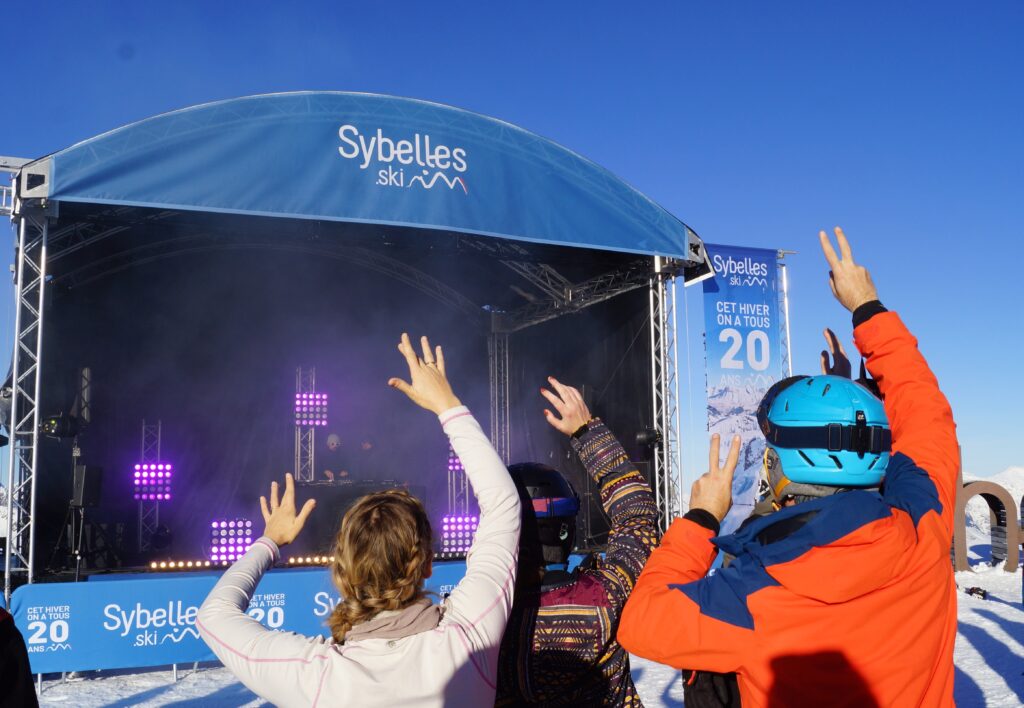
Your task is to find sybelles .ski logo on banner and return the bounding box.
[337,125,469,194]
[711,252,770,288]
[103,601,201,647]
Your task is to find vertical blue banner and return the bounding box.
[702,245,786,532]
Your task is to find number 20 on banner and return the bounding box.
[719,328,770,371]
[248,606,285,628]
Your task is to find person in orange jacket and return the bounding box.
[619,227,959,707]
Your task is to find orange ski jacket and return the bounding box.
[619,309,959,707]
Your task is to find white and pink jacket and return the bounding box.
[197,407,520,707]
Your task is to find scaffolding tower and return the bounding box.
[137,420,162,552]
[649,257,685,531]
[446,442,470,517]
[294,367,317,482]
[3,203,49,602]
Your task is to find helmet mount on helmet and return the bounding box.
[756,375,891,497]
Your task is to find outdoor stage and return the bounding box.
[1,91,709,676]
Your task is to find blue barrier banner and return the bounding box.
[11,561,471,674]
[10,555,585,674]
[702,245,786,532]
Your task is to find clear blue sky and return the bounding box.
[2,2,1021,478]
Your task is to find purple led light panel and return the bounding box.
[447,445,464,473]
[209,518,255,563]
[133,462,173,501]
[440,514,479,554]
[294,392,328,427]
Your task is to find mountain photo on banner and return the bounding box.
[702,244,786,533]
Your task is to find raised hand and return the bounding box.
[260,473,316,547]
[689,434,742,522]
[540,376,592,436]
[820,328,852,378]
[819,227,879,313]
[388,333,462,414]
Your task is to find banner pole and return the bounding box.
[781,262,793,377]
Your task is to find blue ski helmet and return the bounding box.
[508,463,580,565]
[756,375,891,488]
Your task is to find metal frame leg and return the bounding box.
[4,211,48,603]
[649,257,684,533]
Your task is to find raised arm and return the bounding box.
[438,408,520,652]
[197,475,330,706]
[541,377,658,614]
[619,434,745,669]
[388,334,520,682]
[820,228,958,533]
[854,310,958,529]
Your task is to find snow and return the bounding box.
[34,532,1022,706]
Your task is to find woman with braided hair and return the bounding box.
[326,489,435,643]
[197,333,521,706]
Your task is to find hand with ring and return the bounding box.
[388,333,462,414]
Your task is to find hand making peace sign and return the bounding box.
[819,226,880,313]
[689,434,743,522]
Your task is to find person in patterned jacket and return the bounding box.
[496,377,658,706]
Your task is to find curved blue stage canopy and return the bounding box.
[33,92,697,258]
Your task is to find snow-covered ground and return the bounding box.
[33,505,1023,706]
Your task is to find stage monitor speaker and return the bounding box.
[72,465,102,508]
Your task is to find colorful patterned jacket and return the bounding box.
[496,419,659,706]
[619,307,960,708]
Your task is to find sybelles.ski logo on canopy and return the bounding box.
[337,125,469,194]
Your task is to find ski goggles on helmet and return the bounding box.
[756,376,892,456]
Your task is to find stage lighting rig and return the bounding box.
[149,559,213,572]
[440,514,479,555]
[286,556,331,566]
[40,412,81,439]
[294,392,328,427]
[133,463,173,501]
[635,428,663,449]
[210,518,254,563]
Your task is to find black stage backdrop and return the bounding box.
[35,248,651,570]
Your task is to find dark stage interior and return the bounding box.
[31,207,655,574]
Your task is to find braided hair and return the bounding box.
[328,490,433,643]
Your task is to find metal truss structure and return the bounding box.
[487,333,510,464]
[648,257,685,531]
[458,237,574,302]
[294,368,317,483]
[3,202,49,603]
[446,442,470,518]
[0,183,12,216]
[778,252,795,377]
[495,258,654,333]
[137,420,162,552]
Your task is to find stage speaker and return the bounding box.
[72,465,102,508]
